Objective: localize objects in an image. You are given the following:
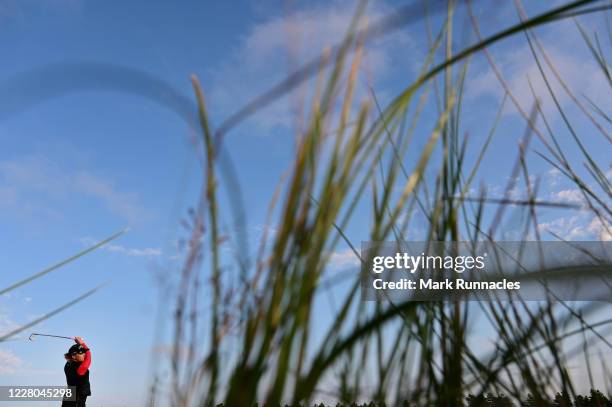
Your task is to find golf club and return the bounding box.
[29,332,74,342]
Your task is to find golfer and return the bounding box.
[62,336,91,407]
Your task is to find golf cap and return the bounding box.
[66,344,87,355]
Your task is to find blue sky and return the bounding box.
[0,1,610,406]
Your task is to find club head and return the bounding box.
[28,333,35,341]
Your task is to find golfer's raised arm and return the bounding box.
[75,337,91,376]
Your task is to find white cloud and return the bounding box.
[241,4,408,75]
[468,39,610,120]
[545,167,562,187]
[0,349,22,374]
[0,155,154,224]
[73,171,153,224]
[208,2,412,134]
[0,313,18,337]
[80,237,162,258]
[327,248,360,270]
[539,215,587,240]
[552,188,585,206]
[106,244,162,257]
[538,213,611,241]
[587,216,612,241]
[0,156,69,197]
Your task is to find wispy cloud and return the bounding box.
[80,237,162,258]
[73,171,153,224]
[327,248,360,270]
[551,188,586,207]
[0,313,19,337]
[240,3,409,75]
[586,217,612,241]
[0,155,154,224]
[104,244,162,257]
[538,213,611,241]
[0,349,22,374]
[208,2,412,133]
[468,33,610,119]
[483,168,610,241]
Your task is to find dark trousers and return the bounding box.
[61,393,87,407]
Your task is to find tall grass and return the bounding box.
[156,1,612,405]
[0,229,127,342]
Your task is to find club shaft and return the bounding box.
[30,333,73,340]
